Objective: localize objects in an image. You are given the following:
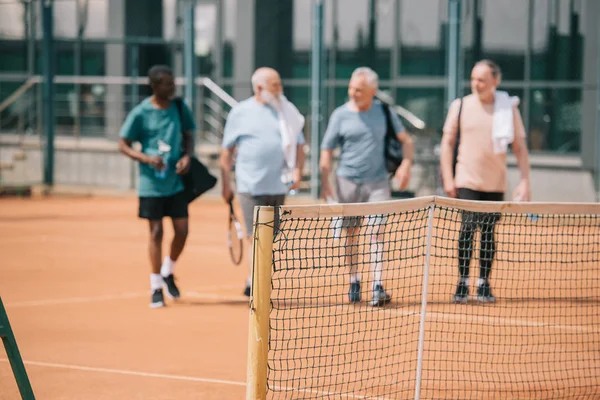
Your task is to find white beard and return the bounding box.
[260,90,282,107]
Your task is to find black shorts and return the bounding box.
[457,188,503,224]
[457,188,504,202]
[138,191,188,220]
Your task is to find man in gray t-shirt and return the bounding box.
[320,66,414,307]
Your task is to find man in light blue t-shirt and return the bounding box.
[119,65,196,309]
[320,67,414,307]
[220,67,306,296]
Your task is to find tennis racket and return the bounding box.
[228,198,244,265]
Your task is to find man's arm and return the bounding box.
[118,138,163,169]
[319,149,334,200]
[511,109,531,201]
[219,147,235,203]
[440,100,460,197]
[289,144,306,190]
[392,130,414,190]
[397,131,414,164]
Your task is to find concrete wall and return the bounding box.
[1,136,596,202]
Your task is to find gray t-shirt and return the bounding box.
[321,100,404,183]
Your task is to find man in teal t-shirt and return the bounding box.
[119,65,196,309]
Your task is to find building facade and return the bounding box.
[1,0,599,186]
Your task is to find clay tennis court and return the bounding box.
[1,195,599,399]
[0,195,252,400]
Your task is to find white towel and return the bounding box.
[276,94,305,183]
[492,90,520,154]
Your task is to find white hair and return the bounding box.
[251,68,270,93]
[351,67,379,88]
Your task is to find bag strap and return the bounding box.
[173,97,188,154]
[381,102,395,141]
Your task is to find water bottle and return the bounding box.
[154,141,171,179]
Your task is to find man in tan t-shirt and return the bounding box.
[440,59,531,304]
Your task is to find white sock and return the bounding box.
[161,256,175,277]
[350,274,360,284]
[246,275,252,287]
[150,273,163,291]
[370,241,383,285]
[478,278,488,287]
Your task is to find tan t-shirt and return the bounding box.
[442,94,526,193]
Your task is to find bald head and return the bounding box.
[251,67,283,105]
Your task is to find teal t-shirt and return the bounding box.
[120,98,196,197]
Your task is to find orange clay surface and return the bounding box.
[0,195,254,400]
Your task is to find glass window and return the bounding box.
[53,1,78,38]
[396,87,445,133]
[464,0,527,80]
[528,88,581,152]
[223,0,236,78]
[293,0,312,79]
[399,0,446,77]
[530,0,584,81]
[163,0,178,40]
[85,0,109,39]
[0,41,27,73]
[0,2,26,39]
[334,0,390,80]
[82,42,106,76]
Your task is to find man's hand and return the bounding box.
[394,160,412,191]
[176,154,191,175]
[144,155,165,170]
[222,184,234,204]
[321,184,334,202]
[288,168,303,191]
[443,177,458,198]
[512,179,531,201]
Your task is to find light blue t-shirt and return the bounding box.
[120,97,196,197]
[222,97,306,195]
[321,100,404,183]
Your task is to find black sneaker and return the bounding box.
[370,284,391,307]
[150,289,165,308]
[348,282,361,303]
[476,282,496,303]
[162,274,180,300]
[243,284,251,297]
[453,281,469,304]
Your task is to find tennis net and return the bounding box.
[246,196,600,399]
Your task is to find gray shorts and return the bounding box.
[335,176,391,229]
[238,193,285,237]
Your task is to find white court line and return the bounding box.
[4,285,243,308]
[5,292,147,307]
[381,307,598,334]
[0,359,390,400]
[0,358,245,387]
[7,291,596,334]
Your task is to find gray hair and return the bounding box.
[351,67,379,88]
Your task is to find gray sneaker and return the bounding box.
[453,282,469,304]
[370,284,391,307]
[348,282,361,303]
[150,289,165,308]
[476,282,496,303]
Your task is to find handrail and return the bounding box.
[199,77,238,108]
[0,75,426,131]
[0,77,40,114]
